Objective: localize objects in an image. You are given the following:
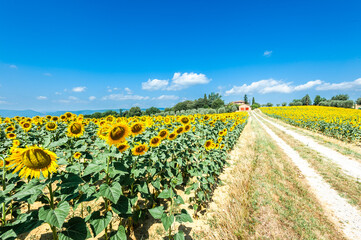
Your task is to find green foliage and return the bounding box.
[144,107,161,116]
[128,106,142,117]
[301,94,312,105]
[244,94,249,104]
[331,94,349,101]
[84,110,120,119]
[251,103,261,110]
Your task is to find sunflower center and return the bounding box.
[48,123,56,129]
[205,141,212,147]
[131,124,143,133]
[22,148,52,169]
[159,131,167,138]
[136,146,145,153]
[176,127,183,134]
[110,126,125,140]
[23,123,30,128]
[70,123,82,134]
[151,138,160,144]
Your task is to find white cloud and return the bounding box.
[153,95,179,100]
[225,79,323,95]
[142,72,211,91]
[125,87,132,94]
[43,73,52,77]
[55,92,62,95]
[0,100,7,104]
[89,96,96,101]
[316,78,361,91]
[102,94,149,101]
[263,50,272,57]
[142,79,169,91]
[36,96,48,100]
[72,86,86,92]
[167,72,210,90]
[294,80,323,91]
[9,64,17,69]
[68,96,78,100]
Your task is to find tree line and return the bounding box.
[84,92,240,118]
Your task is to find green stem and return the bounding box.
[48,179,58,240]
[2,157,6,225]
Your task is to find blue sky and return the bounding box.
[0,0,360,111]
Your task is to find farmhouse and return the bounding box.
[232,100,251,111]
[238,103,250,111]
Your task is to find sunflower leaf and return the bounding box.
[109,225,127,240]
[58,217,91,240]
[88,211,112,237]
[98,182,122,203]
[38,202,70,228]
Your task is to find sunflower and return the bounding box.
[218,137,222,143]
[60,115,67,121]
[149,136,161,147]
[106,123,130,146]
[168,132,177,141]
[73,152,81,159]
[66,122,84,138]
[46,122,58,131]
[5,126,15,132]
[176,126,184,134]
[158,129,169,140]
[6,133,16,139]
[180,116,190,125]
[51,116,59,122]
[13,140,20,147]
[106,115,114,123]
[46,115,52,120]
[21,122,32,132]
[132,143,149,156]
[164,117,171,124]
[117,142,130,153]
[130,122,145,136]
[204,140,214,151]
[184,124,191,132]
[65,112,73,118]
[97,125,110,140]
[6,146,58,179]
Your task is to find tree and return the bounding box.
[211,98,224,109]
[252,97,255,105]
[301,94,312,105]
[208,92,222,101]
[331,94,349,101]
[128,107,142,117]
[244,94,249,104]
[276,104,280,106]
[251,103,260,110]
[356,98,361,105]
[313,95,322,105]
[282,102,287,106]
[266,102,273,107]
[145,107,161,115]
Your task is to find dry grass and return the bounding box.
[199,117,345,239]
[262,118,361,208]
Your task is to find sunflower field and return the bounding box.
[260,106,361,142]
[0,111,248,240]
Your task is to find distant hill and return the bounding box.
[0,109,44,118]
[0,108,165,118]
